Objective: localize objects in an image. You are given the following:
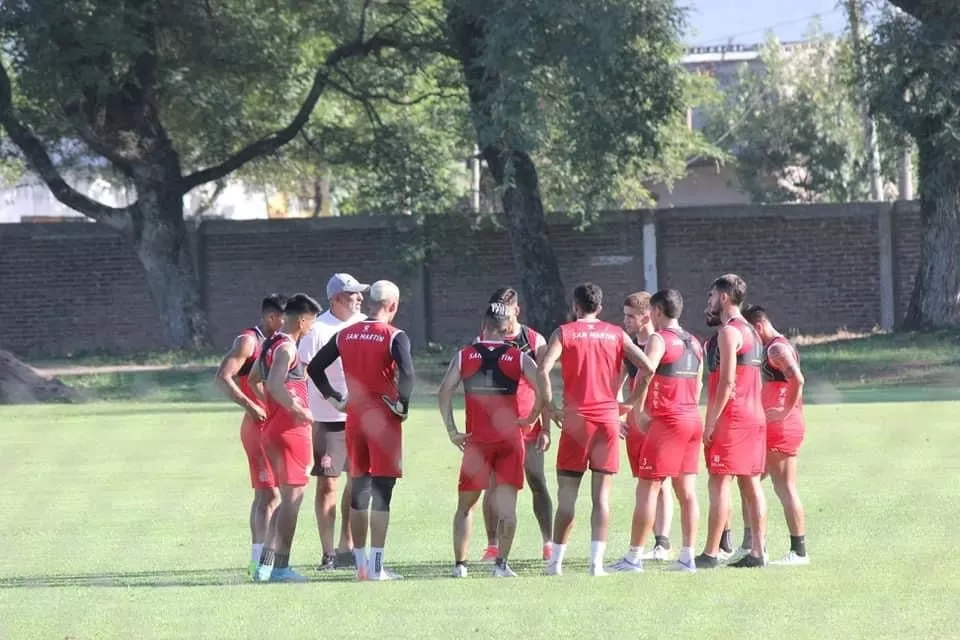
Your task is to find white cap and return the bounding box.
[369,280,400,303]
[326,273,369,301]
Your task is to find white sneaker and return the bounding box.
[588,564,608,577]
[368,568,403,581]
[606,557,644,573]
[642,545,671,561]
[543,562,562,576]
[725,546,750,564]
[452,564,468,578]
[492,563,517,578]
[770,551,810,566]
[664,559,696,573]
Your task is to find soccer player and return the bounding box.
[441,303,546,578]
[619,291,673,561]
[696,274,767,570]
[298,273,368,571]
[539,283,654,576]
[609,289,703,573]
[743,304,809,565]
[251,293,321,582]
[214,294,286,576]
[306,280,415,581]
[476,287,553,563]
[703,311,737,560]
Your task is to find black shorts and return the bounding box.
[311,421,348,477]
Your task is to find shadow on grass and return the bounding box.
[0,558,578,589]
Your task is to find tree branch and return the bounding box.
[179,34,402,194]
[0,61,131,230]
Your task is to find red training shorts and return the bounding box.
[346,404,403,478]
[263,418,312,487]
[637,413,703,480]
[556,413,619,474]
[459,438,525,492]
[240,413,276,489]
[626,429,646,478]
[705,417,765,477]
[521,418,542,443]
[767,415,805,457]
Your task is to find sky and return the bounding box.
[681,0,848,45]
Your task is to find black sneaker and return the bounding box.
[694,553,719,569]
[317,553,336,571]
[334,550,356,569]
[728,554,765,568]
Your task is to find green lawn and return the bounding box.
[1,400,958,639]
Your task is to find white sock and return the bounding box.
[251,543,263,564]
[679,546,694,564]
[354,547,367,571]
[626,545,643,563]
[369,547,385,575]
[551,543,567,567]
[590,541,606,568]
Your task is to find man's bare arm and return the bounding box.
[704,326,740,430]
[624,333,665,410]
[769,343,805,414]
[266,343,300,411]
[519,352,549,425]
[437,355,463,437]
[215,335,258,411]
[622,331,655,376]
[536,329,563,410]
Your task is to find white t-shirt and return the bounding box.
[298,310,366,422]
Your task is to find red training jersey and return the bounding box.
[761,335,805,425]
[236,326,266,405]
[559,319,624,421]
[647,327,703,418]
[474,325,543,420]
[337,320,401,408]
[460,342,524,443]
[705,316,764,427]
[257,332,309,423]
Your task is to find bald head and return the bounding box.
[368,280,401,321]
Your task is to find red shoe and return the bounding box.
[480,546,499,562]
[542,543,553,561]
[355,566,368,581]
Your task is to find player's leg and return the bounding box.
[242,416,275,574]
[665,473,699,572]
[524,438,554,559]
[728,473,767,568]
[585,420,619,576]
[652,479,673,552]
[251,487,280,573]
[726,491,753,564]
[696,473,732,569]
[311,421,339,568]
[546,417,588,576]
[480,478,499,561]
[767,450,808,565]
[349,474,372,579]
[365,417,403,581]
[492,483,519,577]
[609,476,659,573]
[453,490,482,577]
[336,474,355,566]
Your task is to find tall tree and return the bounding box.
[445,0,702,332]
[0,0,431,347]
[868,3,960,328]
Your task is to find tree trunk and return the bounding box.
[902,137,960,329]
[131,182,211,349]
[448,4,569,334]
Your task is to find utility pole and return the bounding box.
[847,0,884,201]
[898,147,914,200]
[470,145,481,212]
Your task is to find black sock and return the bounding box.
[495,557,506,568]
[275,552,290,569]
[790,535,806,557]
[741,527,752,550]
[259,548,276,566]
[719,529,733,553]
[455,560,467,567]
[654,535,670,550]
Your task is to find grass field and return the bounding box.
[3,332,959,638]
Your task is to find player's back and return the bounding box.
[761,335,804,417]
[648,327,702,417]
[257,332,308,417]
[559,319,624,420]
[237,326,266,404]
[337,320,400,406]
[460,342,523,443]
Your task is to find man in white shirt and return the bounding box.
[298,273,368,570]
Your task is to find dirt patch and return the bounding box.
[0,350,83,404]
[33,363,214,377]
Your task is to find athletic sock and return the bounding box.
[590,541,606,568]
[741,527,753,550]
[275,552,290,570]
[719,529,733,553]
[369,547,385,576]
[654,535,671,550]
[455,560,467,567]
[495,557,506,569]
[551,543,567,568]
[678,546,695,564]
[251,543,263,564]
[354,547,367,571]
[626,546,644,563]
[790,535,806,557]
[259,548,276,567]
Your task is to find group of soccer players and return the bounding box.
[216,271,808,581]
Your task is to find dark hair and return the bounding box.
[710,273,747,306]
[261,293,287,314]
[283,293,322,316]
[573,283,602,314]
[623,291,651,313]
[650,289,683,319]
[742,304,768,324]
[483,302,511,332]
[488,287,519,306]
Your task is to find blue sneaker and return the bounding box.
[269,567,309,582]
[253,563,274,582]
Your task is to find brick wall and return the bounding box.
[0,202,920,358]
